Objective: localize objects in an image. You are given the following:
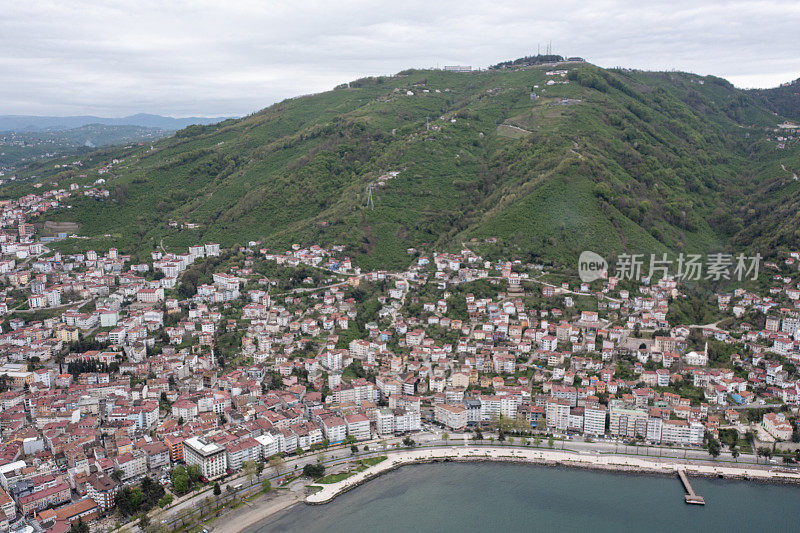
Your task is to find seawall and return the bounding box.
[306,446,800,505]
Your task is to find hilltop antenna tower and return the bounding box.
[365,184,375,210]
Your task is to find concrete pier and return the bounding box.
[678,469,706,505]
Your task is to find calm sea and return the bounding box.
[245,462,800,533]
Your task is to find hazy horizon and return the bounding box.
[1,61,797,121]
[2,0,799,117]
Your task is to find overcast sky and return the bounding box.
[2,0,799,117]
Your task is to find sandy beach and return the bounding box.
[210,485,306,533]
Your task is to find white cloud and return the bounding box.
[0,0,798,116]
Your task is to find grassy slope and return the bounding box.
[7,64,799,268]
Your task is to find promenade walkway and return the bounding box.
[307,446,800,504]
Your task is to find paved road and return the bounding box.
[9,297,91,314]
[154,436,409,529]
[149,428,794,530]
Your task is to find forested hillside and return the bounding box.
[750,79,800,122]
[6,62,799,269]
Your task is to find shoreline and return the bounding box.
[305,446,800,505]
[217,445,800,531]
[211,489,306,533]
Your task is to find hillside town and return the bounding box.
[1,189,800,530]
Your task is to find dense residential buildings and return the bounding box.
[0,193,795,531]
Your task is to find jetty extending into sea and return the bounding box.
[678,469,705,505]
[306,446,800,506]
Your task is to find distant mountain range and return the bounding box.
[0,113,230,133]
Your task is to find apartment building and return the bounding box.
[435,403,467,430]
[183,437,227,480]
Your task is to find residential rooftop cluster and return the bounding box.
[0,191,800,530]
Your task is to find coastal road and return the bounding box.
[153,437,409,529]
[149,431,793,530]
[461,436,769,466]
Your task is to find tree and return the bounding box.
[402,436,416,448]
[111,469,123,482]
[70,518,89,533]
[731,447,740,462]
[498,431,506,442]
[350,445,359,455]
[707,438,721,459]
[269,371,283,390]
[303,463,325,479]
[268,454,286,475]
[140,476,164,508]
[548,437,555,448]
[442,433,449,443]
[187,464,202,483]
[157,494,173,508]
[213,482,221,496]
[141,476,156,496]
[171,466,190,494]
[139,516,151,530]
[243,460,258,481]
[262,479,272,492]
[116,486,144,517]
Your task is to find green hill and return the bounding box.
[750,78,800,122]
[8,62,800,269]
